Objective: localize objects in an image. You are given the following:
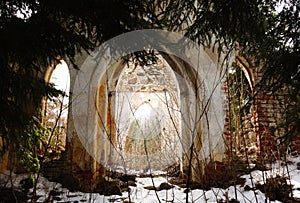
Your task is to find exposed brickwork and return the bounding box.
[222,74,232,157]
[247,66,295,160]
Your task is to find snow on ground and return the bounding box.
[1,156,300,202]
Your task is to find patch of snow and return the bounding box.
[2,155,300,202]
[112,166,167,176]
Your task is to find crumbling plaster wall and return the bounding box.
[67,41,228,184]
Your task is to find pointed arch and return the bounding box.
[43,60,70,153]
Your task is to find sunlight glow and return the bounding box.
[135,103,153,119]
[50,60,70,95]
[49,60,70,120]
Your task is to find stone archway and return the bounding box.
[70,30,228,184]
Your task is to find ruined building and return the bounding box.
[0,30,295,190]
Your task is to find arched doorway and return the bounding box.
[44,60,70,154]
[113,59,181,171]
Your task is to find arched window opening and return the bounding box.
[228,62,255,156]
[44,60,70,155]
